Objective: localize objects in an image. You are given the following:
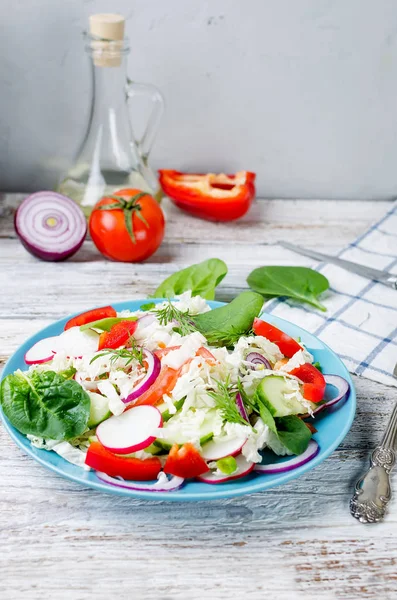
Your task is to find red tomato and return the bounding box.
[89,188,165,262]
[85,442,161,480]
[64,306,116,330]
[290,363,326,403]
[98,320,138,350]
[163,443,208,478]
[252,318,302,358]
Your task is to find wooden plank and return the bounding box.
[1,196,396,600]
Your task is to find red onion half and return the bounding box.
[14,191,87,261]
[246,352,272,370]
[96,471,184,492]
[121,349,161,404]
[254,440,319,474]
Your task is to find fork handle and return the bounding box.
[350,404,397,523]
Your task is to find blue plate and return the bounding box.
[0,299,356,501]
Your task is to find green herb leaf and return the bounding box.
[80,316,137,332]
[313,361,323,373]
[247,266,329,312]
[154,301,197,337]
[193,291,263,347]
[90,338,144,367]
[274,415,312,455]
[216,455,237,475]
[153,258,228,301]
[208,377,250,426]
[0,370,90,440]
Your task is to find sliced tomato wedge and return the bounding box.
[64,306,117,331]
[132,365,180,406]
[163,443,208,478]
[290,363,326,403]
[85,442,161,480]
[252,318,302,358]
[98,320,138,350]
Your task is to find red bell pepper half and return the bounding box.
[159,170,256,222]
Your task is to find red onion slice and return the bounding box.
[96,471,184,492]
[121,349,161,404]
[246,352,272,370]
[14,191,87,261]
[235,392,249,422]
[137,313,157,328]
[302,375,350,418]
[254,440,319,474]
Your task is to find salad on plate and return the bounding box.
[0,291,350,493]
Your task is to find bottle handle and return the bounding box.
[126,80,164,160]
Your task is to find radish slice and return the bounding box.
[14,191,87,262]
[54,327,99,358]
[24,336,59,364]
[96,405,163,454]
[254,440,319,474]
[301,375,350,418]
[235,392,249,422]
[96,471,184,492]
[198,454,255,484]
[246,352,272,370]
[121,350,161,404]
[201,436,247,461]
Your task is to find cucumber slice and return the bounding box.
[256,376,307,417]
[157,397,185,422]
[154,409,217,449]
[87,391,111,427]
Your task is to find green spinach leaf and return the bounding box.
[275,415,312,455]
[193,291,263,346]
[247,266,329,311]
[0,370,90,440]
[153,258,228,300]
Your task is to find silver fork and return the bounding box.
[350,367,397,523]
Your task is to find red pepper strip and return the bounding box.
[252,318,302,358]
[289,363,326,403]
[85,442,162,480]
[163,443,208,478]
[98,320,138,350]
[159,170,256,222]
[64,306,117,330]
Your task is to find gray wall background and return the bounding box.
[1,0,397,199]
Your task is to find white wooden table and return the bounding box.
[1,195,396,600]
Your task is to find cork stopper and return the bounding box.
[88,14,126,67]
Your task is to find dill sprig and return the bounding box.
[90,336,144,367]
[154,300,197,337]
[208,376,250,426]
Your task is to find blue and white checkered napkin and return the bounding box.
[265,201,397,387]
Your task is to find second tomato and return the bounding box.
[89,189,165,262]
